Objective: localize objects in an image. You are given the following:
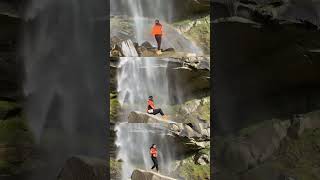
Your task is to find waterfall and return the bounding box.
[110,0,203,54]
[22,0,107,179]
[117,57,170,110]
[115,57,177,179]
[115,123,175,179]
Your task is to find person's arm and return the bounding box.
[150,101,155,109]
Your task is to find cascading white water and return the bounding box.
[117,57,170,110]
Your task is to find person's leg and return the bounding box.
[154,158,159,171]
[155,35,160,50]
[151,157,156,169]
[153,108,164,116]
[158,35,162,50]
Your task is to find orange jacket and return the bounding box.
[150,148,158,157]
[151,24,163,36]
[147,99,155,112]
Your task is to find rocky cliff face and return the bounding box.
[215,110,320,180]
[213,0,320,134]
[0,2,34,177]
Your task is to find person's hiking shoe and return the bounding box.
[156,50,162,55]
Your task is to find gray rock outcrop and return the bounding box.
[57,156,108,180]
[131,169,177,180]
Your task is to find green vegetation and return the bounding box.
[178,154,210,180]
[0,100,34,175]
[181,97,210,123]
[110,158,121,179]
[173,16,210,54]
[0,116,33,145]
[110,93,121,123]
[0,100,18,112]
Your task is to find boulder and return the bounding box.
[217,119,291,172]
[119,39,139,57]
[57,156,108,180]
[131,169,177,180]
[194,154,210,165]
[141,41,154,49]
[288,111,320,138]
[128,111,171,123]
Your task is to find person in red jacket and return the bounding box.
[147,96,165,116]
[150,144,159,172]
[151,20,163,55]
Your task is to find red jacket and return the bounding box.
[150,148,158,157]
[147,99,155,112]
[151,24,163,36]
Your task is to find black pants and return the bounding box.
[153,108,164,116]
[155,35,162,50]
[151,156,159,171]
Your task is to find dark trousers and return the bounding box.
[153,108,164,116]
[151,156,159,171]
[155,35,162,50]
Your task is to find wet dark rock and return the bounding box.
[57,156,108,180]
[141,41,153,49]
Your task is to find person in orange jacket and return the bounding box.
[147,96,168,120]
[150,144,159,172]
[151,20,163,55]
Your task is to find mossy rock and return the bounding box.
[177,156,210,180]
[0,100,20,120]
[177,97,210,123]
[0,115,34,176]
[110,158,121,179]
[110,93,121,123]
[173,16,210,54]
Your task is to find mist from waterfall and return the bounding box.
[22,0,107,179]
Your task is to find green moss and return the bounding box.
[0,117,33,145]
[173,16,210,54]
[110,158,121,179]
[0,101,18,111]
[110,93,121,123]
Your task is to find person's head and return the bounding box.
[150,144,156,149]
[148,96,153,101]
[155,19,160,24]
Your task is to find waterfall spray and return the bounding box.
[22,0,107,179]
